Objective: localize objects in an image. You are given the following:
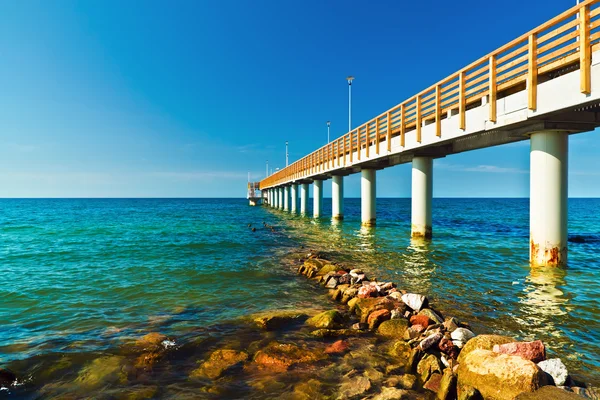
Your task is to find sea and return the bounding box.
[0,198,598,398]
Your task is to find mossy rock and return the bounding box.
[317,264,339,276]
[190,349,248,379]
[252,310,311,331]
[388,340,412,361]
[457,334,513,364]
[377,319,409,339]
[74,356,128,389]
[306,310,345,329]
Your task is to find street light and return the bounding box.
[285,141,289,167]
[346,76,355,132]
[327,121,331,143]
[266,160,269,177]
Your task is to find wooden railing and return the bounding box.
[261,0,600,189]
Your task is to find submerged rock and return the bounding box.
[388,340,412,361]
[372,387,411,400]
[190,349,248,379]
[306,310,345,329]
[515,385,584,399]
[0,368,16,386]
[457,334,513,364]
[337,375,371,399]
[325,340,350,354]
[457,349,547,400]
[292,379,325,400]
[253,342,324,372]
[377,319,409,339]
[74,356,128,389]
[253,310,311,331]
[384,374,417,390]
[492,340,546,363]
[537,358,568,386]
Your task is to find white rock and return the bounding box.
[390,309,403,319]
[450,327,475,343]
[452,340,465,349]
[538,358,569,386]
[401,293,427,311]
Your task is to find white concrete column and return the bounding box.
[300,183,309,215]
[290,183,298,214]
[361,169,376,226]
[530,131,568,267]
[332,175,344,220]
[284,186,289,211]
[273,189,278,208]
[313,180,323,218]
[278,187,283,210]
[268,189,272,206]
[411,157,433,239]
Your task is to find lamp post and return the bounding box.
[266,160,269,177]
[285,141,289,167]
[347,76,354,131]
[327,121,331,143]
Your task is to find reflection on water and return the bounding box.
[401,238,436,293]
[356,226,376,253]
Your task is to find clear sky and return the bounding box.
[0,0,598,198]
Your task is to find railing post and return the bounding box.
[366,124,370,158]
[416,95,422,143]
[350,131,353,163]
[580,4,591,95]
[435,85,441,137]
[459,71,466,130]
[375,118,380,155]
[400,104,406,147]
[386,111,392,152]
[528,33,537,111]
[357,129,361,161]
[489,55,497,122]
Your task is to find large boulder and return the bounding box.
[253,342,324,372]
[253,310,311,331]
[457,349,547,400]
[190,349,248,379]
[457,334,513,364]
[377,319,409,339]
[306,310,345,329]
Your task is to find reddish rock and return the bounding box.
[337,270,347,275]
[438,337,459,359]
[253,342,324,373]
[358,285,378,299]
[368,309,391,330]
[325,340,349,354]
[423,372,443,392]
[493,340,546,363]
[410,314,431,328]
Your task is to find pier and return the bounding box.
[260,0,600,267]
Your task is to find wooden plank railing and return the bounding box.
[261,0,600,189]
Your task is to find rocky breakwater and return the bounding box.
[297,254,599,399]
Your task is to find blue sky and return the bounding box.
[0,0,598,198]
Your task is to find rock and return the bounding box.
[325,277,338,289]
[337,375,371,399]
[404,326,422,340]
[190,349,248,379]
[306,310,345,329]
[365,367,385,382]
[349,268,363,276]
[407,347,424,373]
[253,310,310,330]
[372,387,411,400]
[515,385,584,399]
[305,258,325,270]
[401,293,427,311]
[537,358,568,386]
[419,309,444,325]
[118,385,159,400]
[438,337,459,359]
[352,297,395,321]
[450,328,475,344]
[457,334,514,364]
[317,264,338,275]
[388,340,412,361]
[338,274,352,284]
[571,387,600,399]
[419,332,443,351]
[410,314,431,328]
[493,340,546,363]
[417,353,443,383]
[457,384,483,400]
[377,319,409,338]
[341,288,359,304]
[368,309,391,330]
[444,317,460,332]
[390,308,404,319]
[457,349,547,400]
[74,356,128,389]
[292,379,324,400]
[325,340,349,354]
[388,292,403,302]
[438,368,457,400]
[135,332,167,349]
[358,285,379,298]
[253,342,324,372]
[385,364,406,375]
[0,368,16,386]
[424,372,443,392]
[310,329,369,338]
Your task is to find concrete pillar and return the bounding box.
[273,189,278,208]
[291,183,298,214]
[284,186,289,211]
[300,183,309,215]
[332,175,344,220]
[268,189,272,206]
[313,180,323,218]
[411,157,433,239]
[530,131,568,267]
[278,187,283,210]
[361,169,376,226]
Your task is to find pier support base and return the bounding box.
[332,175,344,220]
[361,169,376,226]
[530,131,568,267]
[290,183,298,214]
[300,183,309,215]
[411,157,433,239]
[284,186,289,212]
[313,180,323,219]
[278,187,283,210]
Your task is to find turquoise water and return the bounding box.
[0,198,598,396]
